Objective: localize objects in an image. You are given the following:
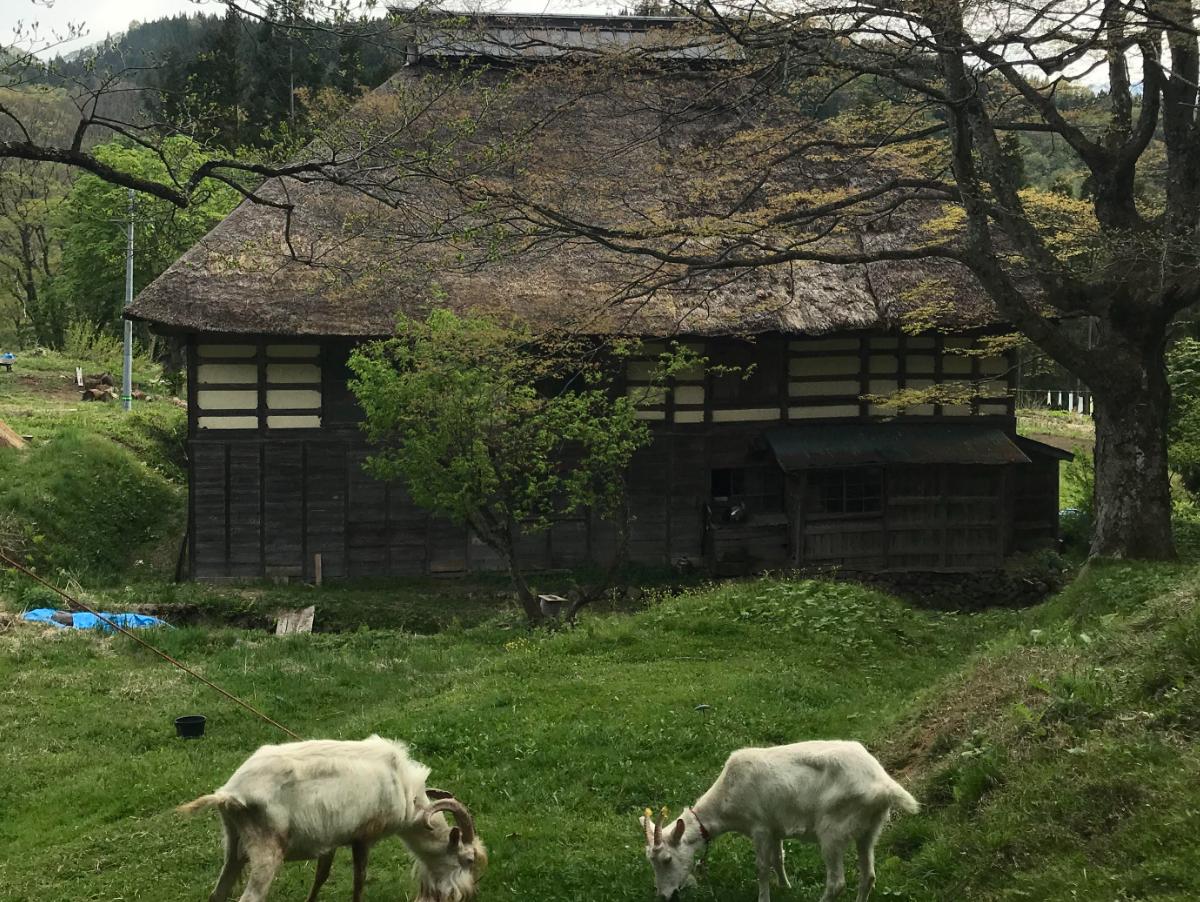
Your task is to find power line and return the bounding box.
[0,550,302,741]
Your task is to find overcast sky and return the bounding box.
[3,0,618,58]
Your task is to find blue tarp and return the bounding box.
[23,608,170,630]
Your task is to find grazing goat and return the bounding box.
[639,740,917,902]
[178,735,486,902]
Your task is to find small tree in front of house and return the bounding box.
[349,309,651,625]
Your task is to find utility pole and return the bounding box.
[122,188,134,412]
[288,0,296,123]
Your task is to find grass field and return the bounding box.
[6,358,1199,902]
[3,553,1200,902]
[0,349,186,481]
[0,577,1014,902]
[1015,407,1096,456]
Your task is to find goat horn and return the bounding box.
[429,797,476,845]
[653,807,667,847]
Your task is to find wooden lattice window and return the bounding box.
[193,339,322,431]
[808,468,884,516]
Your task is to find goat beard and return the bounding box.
[412,845,487,902]
[412,871,478,902]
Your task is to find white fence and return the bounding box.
[1017,388,1093,416]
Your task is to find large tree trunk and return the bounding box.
[1089,351,1176,560]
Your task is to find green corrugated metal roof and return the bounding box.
[764,423,1031,470]
[1015,434,1076,461]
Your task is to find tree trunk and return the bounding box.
[1090,355,1176,560]
[464,513,544,625]
[507,557,544,626]
[566,495,632,622]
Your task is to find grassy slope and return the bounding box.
[0,428,182,578]
[5,556,1200,902]
[878,558,1200,901]
[1016,407,1096,456]
[0,580,1018,902]
[1,350,186,582]
[0,350,186,480]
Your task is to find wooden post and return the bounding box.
[313,552,323,586]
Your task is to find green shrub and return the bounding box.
[951,735,1008,809]
[63,320,126,370]
[0,428,181,577]
[1061,450,1094,514]
[1059,451,1094,549]
[17,584,62,609]
[1037,667,1115,728]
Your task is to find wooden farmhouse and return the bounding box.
[128,13,1070,582]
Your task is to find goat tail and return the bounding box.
[177,792,243,816]
[884,780,920,816]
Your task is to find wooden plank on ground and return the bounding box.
[0,419,27,451]
[275,605,316,635]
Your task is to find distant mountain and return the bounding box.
[15,11,403,151]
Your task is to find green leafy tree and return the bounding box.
[333,32,366,95]
[469,5,1200,560]
[0,86,73,346]
[349,310,651,625]
[39,138,240,345]
[3,3,404,203]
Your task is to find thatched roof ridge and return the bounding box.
[128,53,1004,339]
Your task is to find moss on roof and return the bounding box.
[129,56,1002,338]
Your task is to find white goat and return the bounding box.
[178,735,486,902]
[639,740,917,902]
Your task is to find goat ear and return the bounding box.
[669,818,686,845]
[426,788,455,801]
[448,826,461,850]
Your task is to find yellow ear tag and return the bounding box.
[644,807,653,820]
[660,806,669,819]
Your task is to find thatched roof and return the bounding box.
[129,20,1003,339]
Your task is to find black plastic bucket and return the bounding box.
[175,715,207,739]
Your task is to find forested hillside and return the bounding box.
[0,9,401,349]
[32,11,402,147]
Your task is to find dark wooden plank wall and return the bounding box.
[800,465,1010,572]
[189,432,1052,580]
[189,429,715,580]
[1011,456,1062,549]
[186,330,1050,581]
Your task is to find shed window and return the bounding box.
[711,467,745,499]
[809,468,883,516]
[709,466,784,514]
